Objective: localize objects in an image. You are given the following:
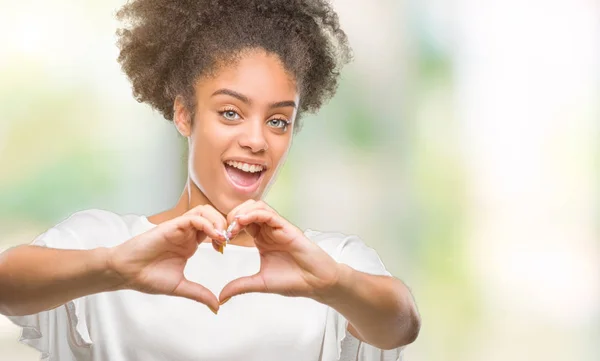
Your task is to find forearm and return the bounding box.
[317,264,421,350]
[0,245,123,316]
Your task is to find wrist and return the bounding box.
[94,247,128,292]
[313,262,355,306]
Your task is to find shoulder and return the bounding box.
[303,229,349,257]
[304,229,392,276]
[33,208,136,250]
[303,229,378,258]
[56,208,124,226]
[53,208,128,235]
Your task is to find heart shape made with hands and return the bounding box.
[204,200,340,313]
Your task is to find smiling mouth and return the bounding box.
[223,162,266,191]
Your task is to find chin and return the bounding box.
[212,192,262,215]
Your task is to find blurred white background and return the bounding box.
[0,0,598,360]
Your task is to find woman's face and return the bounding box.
[174,49,298,214]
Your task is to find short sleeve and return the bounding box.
[335,234,392,277]
[316,233,404,361]
[4,211,99,360]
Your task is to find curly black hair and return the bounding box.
[115,0,352,131]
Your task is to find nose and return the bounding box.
[238,118,269,153]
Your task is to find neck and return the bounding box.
[174,178,214,215]
[147,178,256,247]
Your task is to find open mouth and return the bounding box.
[223,160,266,193]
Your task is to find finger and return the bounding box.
[225,219,237,239]
[212,239,223,254]
[234,210,276,239]
[219,273,267,302]
[227,201,272,238]
[186,205,228,238]
[164,215,216,246]
[181,215,225,244]
[236,209,293,241]
[226,218,245,239]
[226,199,257,225]
[236,209,284,230]
[172,278,220,313]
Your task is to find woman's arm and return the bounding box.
[0,206,231,317]
[218,200,420,349]
[0,245,121,316]
[316,264,421,350]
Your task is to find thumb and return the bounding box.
[172,278,220,313]
[219,273,267,303]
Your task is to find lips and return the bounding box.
[223,163,266,194]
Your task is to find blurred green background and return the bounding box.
[1,0,598,360]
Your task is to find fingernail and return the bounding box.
[222,231,230,244]
[227,220,237,233]
[208,306,218,315]
[234,214,243,219]
[218,244,224,254]
[219,297,231,306]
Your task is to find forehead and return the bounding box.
[196,50,299,102]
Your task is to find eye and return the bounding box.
[267,118,290,131]
[220,110,241,121]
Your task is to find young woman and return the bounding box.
[0,1,420,360]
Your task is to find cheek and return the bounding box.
[263,137,292,178]
[271,136,292,161]
[195,140,223,169]
[189,124,227,178]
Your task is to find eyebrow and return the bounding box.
[211,88,297,109]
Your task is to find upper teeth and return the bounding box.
[226,160,264,173]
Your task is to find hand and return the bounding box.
[108,205,228,313]
[219,200,341,304]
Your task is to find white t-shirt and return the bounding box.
[6,209,404,361]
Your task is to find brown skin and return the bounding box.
[0,50,296,317]
[0,50,419,348]
[144,49,420,348]
[149,49,297,247]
